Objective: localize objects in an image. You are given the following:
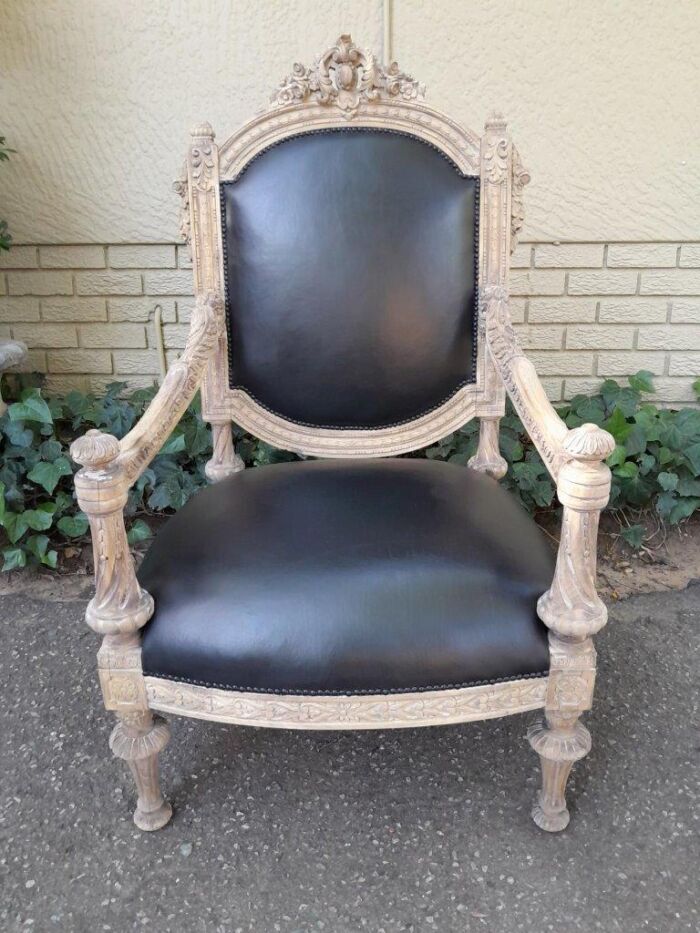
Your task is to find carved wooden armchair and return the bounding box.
[70,36,614,833]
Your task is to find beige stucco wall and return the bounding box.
[0,0,699,403]
[2,0,698,243]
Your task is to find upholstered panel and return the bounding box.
[139,460,552,694]
[220,129,479,429]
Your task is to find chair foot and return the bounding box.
[527,712,591,832]
[109,711,173,831]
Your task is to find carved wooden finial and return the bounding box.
[70,429,120,469]
[190,121,215,139]
[270,35,424,118]
[485,111,508,132]
[563,423,615,462]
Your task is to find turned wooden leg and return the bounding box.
[468,416,507,479]
[109,711,173,831]
[528,710,592,832]
[205,421,244,482]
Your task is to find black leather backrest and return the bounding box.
[221,129,479,429]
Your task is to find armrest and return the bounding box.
[483,285,570,479]
[68,291,221,635]
[118,291,222,483]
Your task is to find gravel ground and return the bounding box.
[0,579,698,932]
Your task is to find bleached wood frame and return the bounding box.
[71,36,614,834]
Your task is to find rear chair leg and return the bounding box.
[110,711,172,831]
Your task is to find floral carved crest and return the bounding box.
[270,34,425,117]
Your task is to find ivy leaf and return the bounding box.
[684,442,700,476]
[604,408,631,444]
[677,473,700,497]
[614,461,638,480]
[693,378,700,401]
[606,446,627,468]
[657,471,679,492]
[57,514,89,538]
[26,456,73,494]
[0,480,4,524]
[3,420,34,446]
[499,433,524,462]
[624,424,648,458]
[24,533,58,567]
[159,432,186,456]
[669,497,700,525]
[24,503,56,532]
[621,524,645,548]
[655,491,677,521]
[2,547,26,571]
[628,370,655,394]
[8,388,53,424]
[126,519,152,545]
[1,511,29,543]
[638,452,656,476]
[39,439,63,462]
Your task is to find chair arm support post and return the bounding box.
[70,434,153,638]
[527,423,614,831]
[468,417,507,479]
[205,421,244,482]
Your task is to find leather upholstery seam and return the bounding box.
[218,129,481,430]
[141,669,549,697]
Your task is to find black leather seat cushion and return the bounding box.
[140,460,552,695]
[221,129,479,428]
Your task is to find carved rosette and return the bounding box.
[270,34,424,118]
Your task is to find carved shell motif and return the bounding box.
[270,34,425,117]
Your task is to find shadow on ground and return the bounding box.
[1,580,698,932]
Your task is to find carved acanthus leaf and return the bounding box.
[270,34,424,118]
[173,167,191,259]
[511,145,531,252]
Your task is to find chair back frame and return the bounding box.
[177,35,528,457]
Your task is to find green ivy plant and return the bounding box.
[423,371,700,549]
[1,370,699,571]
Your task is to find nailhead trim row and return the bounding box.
[141,668,549,697]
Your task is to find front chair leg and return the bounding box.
[527,711,591,832]
[109,711,173,831]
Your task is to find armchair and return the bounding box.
[71,36,613,833]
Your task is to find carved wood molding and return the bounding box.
[145,676,548,730]
[270,34,424,117]
[222,386,479,458]
[484,286,569,479]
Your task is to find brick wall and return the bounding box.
[1,241,699,405]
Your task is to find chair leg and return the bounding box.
[527,710,592,832]
[109,710,173,831]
